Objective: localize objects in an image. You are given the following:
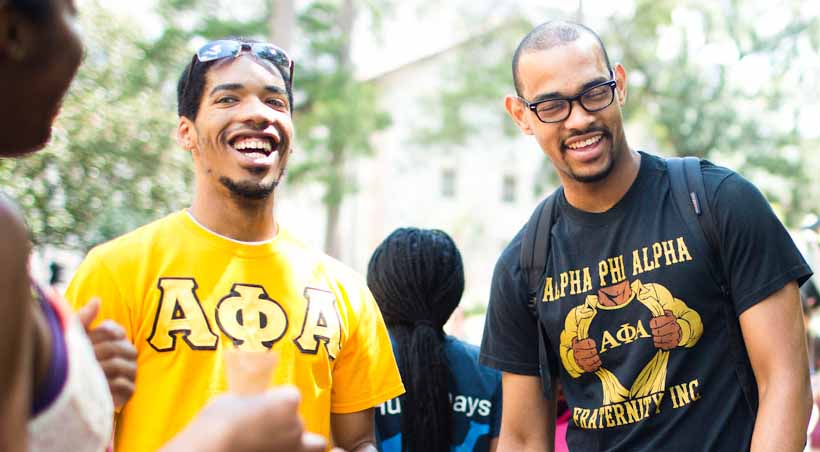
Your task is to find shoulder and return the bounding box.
[446,336,480,358]
[279,227,361,281]
[660,155,760,209]
[495,225,526,278]
[0,196,29,258]
[277,227,371,303]
[699,159,745,200]
[446,337,501,380]
[0,197,30,291]
[84,211,186,265]
[0,197,32,331]
[447,337,503,400]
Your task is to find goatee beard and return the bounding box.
[572,160,614,183]
[219,176,278,200]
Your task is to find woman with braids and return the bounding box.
[367,228,502,452]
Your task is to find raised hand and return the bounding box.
[77,298,137,409]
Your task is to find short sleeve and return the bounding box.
[65,249,134,342]
[479,232,541,375]
[709,171,813,314]
[330,283,404,414]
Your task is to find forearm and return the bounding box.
[497,373,555,452]
[497,431,553,452]
[742,282,812,452]
[330,409,376,452]
[750,375,812,452]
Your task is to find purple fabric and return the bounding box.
[30,285,69,417]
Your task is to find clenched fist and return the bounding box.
[650,310,681,350]
[572,337,602,373]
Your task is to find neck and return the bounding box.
[189,184,278,242]
[561,147,641,213]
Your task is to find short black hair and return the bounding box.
[512,20,612,96]
[9,0,52,22]
[176,36,293,120]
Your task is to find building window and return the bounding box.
[442,169,456,198]
[502,175,516,203]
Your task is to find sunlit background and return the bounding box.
[4,0,820,345]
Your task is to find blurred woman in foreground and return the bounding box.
[0,0,323,450]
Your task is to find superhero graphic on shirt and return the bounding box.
[560,279,703,405]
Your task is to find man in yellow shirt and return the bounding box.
[66,38,405,452]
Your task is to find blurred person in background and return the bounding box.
[0,0,327,451]
[64,35,403,452]
[480,20,812,451]
[794,217,820,451]
[367,228,502,452]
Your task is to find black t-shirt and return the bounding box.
[480,152,812,452]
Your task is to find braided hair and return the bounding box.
[367,228,465,452]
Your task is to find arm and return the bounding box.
[497,372,554,452]
[0,201,33,452]
[331,409,377,452]
[741,281,811,452]
[489,438,498,452]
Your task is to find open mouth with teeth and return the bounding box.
[566,134,603,150]
[230,136,277,160]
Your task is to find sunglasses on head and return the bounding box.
[186,39,295,90]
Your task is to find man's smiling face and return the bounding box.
[512,36,628,185]
[180,54,293,200]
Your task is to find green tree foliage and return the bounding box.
[151,0,392,256]
[1,0,391,254]
[605,0,819,225]
[422,0,820,225]
[290,0,391,256]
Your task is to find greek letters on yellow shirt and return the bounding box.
[66,210,405,452]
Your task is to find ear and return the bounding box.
[0,5,36,62]
[504,94,534,136]
[177,116,196,153]
[614,63,627,106]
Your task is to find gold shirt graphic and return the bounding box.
[560,279,703,405]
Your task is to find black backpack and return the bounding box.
[519,156,758,412]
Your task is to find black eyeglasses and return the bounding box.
[519,71,617,123]
[184,40,295,95]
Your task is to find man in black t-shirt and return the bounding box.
[479,20,813,452]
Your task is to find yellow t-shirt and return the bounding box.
[65,210,405,452]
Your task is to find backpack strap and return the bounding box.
[520,187,562,315]
[519,187,562,398]
[667,157,727,293]
[666,156,759,412]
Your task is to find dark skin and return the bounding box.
[501,29,810,452]
[0,0,85,449]
[0,1,335,451]
[0,199,34,452]
[178,54,378,452]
